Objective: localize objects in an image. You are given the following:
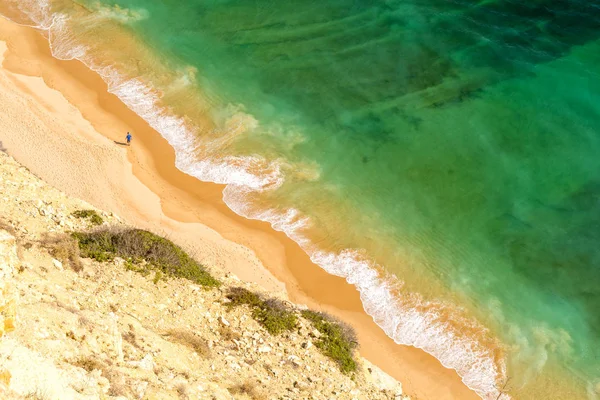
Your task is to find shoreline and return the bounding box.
[0,16,480,400]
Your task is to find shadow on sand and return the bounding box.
[114,141,129,146]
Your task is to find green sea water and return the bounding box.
[3,0,600,398]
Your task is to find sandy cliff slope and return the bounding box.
[0,150,407,399]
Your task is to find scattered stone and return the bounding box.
[52,258,63,271]
[302,341,312,350]
[137,354,155,371]
[258,345,272,353]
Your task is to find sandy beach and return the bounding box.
[0,16,480,400]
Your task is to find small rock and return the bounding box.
[258,346,272,353]
[52,259,63,271]
[134,381,149,399]
[20,262,33,271]
[301,341,312,350]
[138,354,154,371]
[219,316,230,326]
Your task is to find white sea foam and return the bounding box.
[9,0,52,28]
[1,2,510,398]
[223,188,509,400]
[93,3,149,23]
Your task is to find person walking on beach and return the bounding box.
[126,132,132,146]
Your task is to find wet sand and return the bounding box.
[0,16,480,400]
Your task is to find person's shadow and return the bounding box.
[114,140,129,146]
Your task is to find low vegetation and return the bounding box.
[153,270,163,285]
[24,390,51,400]
[40,233,83,272]
[175,382,189,399]
[73,356,104,373]
[122,325,138,348]
[39,225,360,376]
[226,286,263,308]
[165,329,211,358]
[228,381,265,400]
[218,325,241,342]
[226,287,297,335]
[301,310,359,373]
[225,287,359,372]
[71,227,220,287]
[71,209,103,225]
[253,298,298,336]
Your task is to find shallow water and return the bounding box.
[2,0,600,398]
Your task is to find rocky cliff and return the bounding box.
[0,150,408,400]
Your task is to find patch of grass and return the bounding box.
[71,227,220,287]
[176,382,189,400]
[165,329,211,358]
[153,270,163,285]
[123,328,137,348]
[74,356,104,372]
[40,233,82,272]
[226,287,262,308]
[24,389,51,400]
[301,310,359,373]
[228,381,265,400]
[225,287,297,335]
[78,315,92,329]
[218,325,241,342]
[71,209,103,225]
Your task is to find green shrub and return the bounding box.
[226,287,297,335]
[71,209,103,225]
[153,270,163,285]
[71,229,115,263]
[72,228,220,287]
[301,310,358,373]
[252,298,298,335]
[225,287,262,308]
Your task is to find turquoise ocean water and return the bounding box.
[2,0,600,398]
